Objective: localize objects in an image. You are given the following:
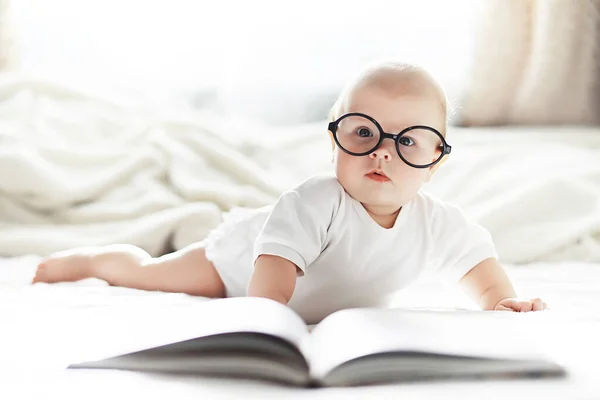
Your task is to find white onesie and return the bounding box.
[203,174,497,323]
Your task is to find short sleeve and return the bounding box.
[424,201,498,283]
[252,187,332,276]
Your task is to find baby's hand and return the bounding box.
[494,297,547,312]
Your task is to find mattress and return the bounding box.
[1,256,599,399]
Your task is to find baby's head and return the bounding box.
[328,61,450,218]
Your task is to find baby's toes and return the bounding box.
[32,262,48,283]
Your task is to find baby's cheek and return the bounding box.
[333,156,350,184]
[334,158,366,198]
[334,152,361,177]
[392,163,418,181]
[392,167,427,194]
[336,166,358,191]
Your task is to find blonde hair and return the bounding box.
[328,61,448,140]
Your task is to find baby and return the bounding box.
[32,61,546,323]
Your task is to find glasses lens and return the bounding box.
[397,128,443,166]
[335,115,380,155]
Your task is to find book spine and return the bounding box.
[307,378,324,388]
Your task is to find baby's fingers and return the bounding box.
[498,299,533,312]
[494,299,525,312]
[495,303,516,312]
[494,298,546,312]
[531,298,547,311]
[515,300,533,312]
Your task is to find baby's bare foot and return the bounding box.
[32,247,99,284]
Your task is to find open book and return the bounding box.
[69,297,565,387]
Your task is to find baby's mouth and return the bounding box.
[365,170,390,182]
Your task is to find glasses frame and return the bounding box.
[328,112,452,169]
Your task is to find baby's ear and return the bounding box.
[328,131,335,151]
[328,131,336,163]
[425,155,448,181]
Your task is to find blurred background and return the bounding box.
[9,0,484,124]
[0,0,599,263]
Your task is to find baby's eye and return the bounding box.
[398,136,415,146]
[356,127,374,138]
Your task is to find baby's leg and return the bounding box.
[32,243,225,298]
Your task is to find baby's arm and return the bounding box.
[247,255,298,305]
[247,176,339,305]
[459,258,546,311]
[426,197,547,313]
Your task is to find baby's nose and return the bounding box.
[369,146,393,161]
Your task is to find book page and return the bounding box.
[75,297,310,364]
[179,297,310,347]
[304,308,554,380]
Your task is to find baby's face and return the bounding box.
[333,85,446,215]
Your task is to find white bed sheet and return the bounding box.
[1,256,599,399]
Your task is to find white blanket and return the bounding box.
[0,76,285,256]
[0,75,599,263]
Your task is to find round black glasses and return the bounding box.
[328,113,451,169]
